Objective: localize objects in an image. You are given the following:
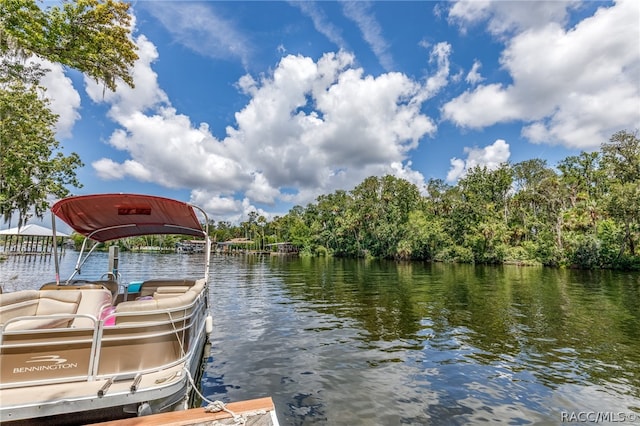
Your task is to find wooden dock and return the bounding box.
[89,397,279,426]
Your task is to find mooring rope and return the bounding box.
[204,400,244,424]
[183,367,268,426]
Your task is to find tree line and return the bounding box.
[2,3,638,270]
[221,130,639,270]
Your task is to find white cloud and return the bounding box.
[228,50,437,201]
[246,173,281,205]
[189,190,268,223]
[448,0,579,37]
[443,0,640,149]
[446,158,466,183]
[388,161,428,195]
[141,2,251,68]
[465,60,484,85]
[85,34,168,116]
[93,158,153,182]
[446,139,511,182]
[443,83,523,128]
[341,1,394,71]
[422,42,452,100]
[93,107,249,190]
[31,58,81,138]
[292,1,348,50]
[88,31,443,221]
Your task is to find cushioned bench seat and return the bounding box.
[115,279,206,324]
[41,281,119,303]
[138,279,197,298]
[0,288,112,331]
[72,289,113,328]
[0,290,42,327]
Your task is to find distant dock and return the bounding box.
[0,224,69,255]
[216,239,298,256]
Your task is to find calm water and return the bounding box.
[2,253,640,425]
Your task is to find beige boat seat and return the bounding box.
[90,280,119,302]
[0,290,80,330]
[152,286,191,299]
[139,279,196,297]
[115,278,206,325]
[71,289,112,328]
[0,288,112,330]
[41,281,119,303]
[0,290,40,324]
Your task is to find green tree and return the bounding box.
[510,159,556,246]
[263,131,639,269]
[348,175,420,258]
[400,209,449,260]
[213,220,234,243]
[601,130,640,185]
[280,205,312,254]
[601,130,640,258]
[557,152,604,207]
[312,191,349,254]
[605,182,639,257]
[457,165,513,263]
[0,0,137,226]
[510,159,580,265]
[1,0,138,91]
[425,178,453,216]
[0,79,82,226]
[334,201,363,257]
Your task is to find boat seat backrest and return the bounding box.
[116,290,197,315]
[153,286,191,299]
[71,289,113,328]
[40,281,118,304]
[36,290,81,315]
[115,278,206,325]
[0,290,40,324]
[1,290,81,331]
[90,280,119,301]
[0,289,113,331]
[139,279,197,297]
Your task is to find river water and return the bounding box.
[2,253,639,425]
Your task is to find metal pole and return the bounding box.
[52,212,60,285]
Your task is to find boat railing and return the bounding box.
[0,288,208,390]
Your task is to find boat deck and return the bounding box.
[90,397,278,426]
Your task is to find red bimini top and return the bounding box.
[51,194,206,242]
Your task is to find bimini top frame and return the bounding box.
[50,193,211,283]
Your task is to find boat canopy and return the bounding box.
[51,194,206,242]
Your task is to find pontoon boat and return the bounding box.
[0,194,213,425]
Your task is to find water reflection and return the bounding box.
[206,257,640,425]
[2,254,639,425]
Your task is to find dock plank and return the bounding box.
[88,397,276,426]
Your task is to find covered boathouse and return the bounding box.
[0,224,69,255]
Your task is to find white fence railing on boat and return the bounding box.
[0,286,208,390]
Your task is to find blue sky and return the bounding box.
[33,0,640,224]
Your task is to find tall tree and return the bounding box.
[510,159,556,244]
[601,130,640,257]
[601,130,640,185]
[455,165,513,262]
[0,0,138,226]
[313,191,349,254]
[348,175,421,258]
[0,79,82,226]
